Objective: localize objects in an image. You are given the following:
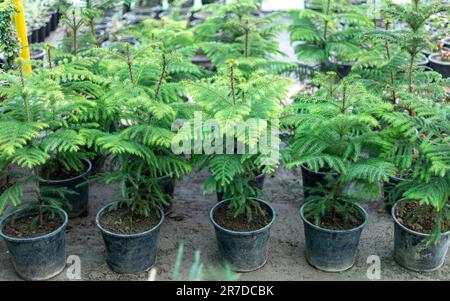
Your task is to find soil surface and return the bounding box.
[305,206,364,231]
[2,212,63,238]
[214,203,272,232]
[99,206,161,234]
[395,200,449,234]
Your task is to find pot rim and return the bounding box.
[301,164,338,176]
[0,205,68,242]
[95,201,164,238]
[391,199,450,237]
[388,174,413,182]
[428,53,450,66]
[300,200,368,234]
[39,158,92,184]
[210,198,276,236]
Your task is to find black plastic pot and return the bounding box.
[210,198,276,272]
[300,200,368,272]
[31,29,39,44]
[192,55,215,71]
[38,26,46,42]
[383,175,413,214]
[428,53,450,78]
[443,37,450,49]
[216,174,265,202]
[333,61,353,78]
[30,48,46,61]
[45,21,51,37]
[158,175,175,215]
[39,159,92,218]
[301,165,337,200]
[96,203,164,274]
[0,206,68,280]
[50,11,58,31]
[392,200,450,272]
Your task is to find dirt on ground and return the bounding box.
[0,166,449,281]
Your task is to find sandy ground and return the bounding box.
[0,166,448,281]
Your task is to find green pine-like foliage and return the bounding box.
[179,61,293,219]
[282,73,396,225]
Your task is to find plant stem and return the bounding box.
[408,53,415,94]
[19,68,44,226]
[230,64,237,105]
[33,167,44,226]
[47,47,53,69]
[125,43,134,84]
[323,0,331,41]
[341,83,347,113]
[155,49,168,100]
[384,21,396,103]
[243,18,249,57]
[72,10,78,55]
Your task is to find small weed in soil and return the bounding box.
[306,207,364,230]
[395,200,450,234]
[214,204,272,232]
[100,206,161,234]
[3,212,63,238]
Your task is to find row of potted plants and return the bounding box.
[0,0,448,280]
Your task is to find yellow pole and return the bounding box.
[13,0,32,73]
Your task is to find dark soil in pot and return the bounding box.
[428,53,450,78]
[214,203,272,232]
[39,159,92,218]
[96,203,164,274]
[210,198,276,272]
[3,211,63,238]
[99,206,161,234]
[300,200,368,272]
[392,200,450,272]
[0,206,68,280]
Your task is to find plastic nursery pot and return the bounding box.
[443,37,450,49]
[0,206,68,280]
[428,53,450,78]
[330,61,353,78]
[209,198,276,272]
[301,165,338,200]
[158,175,175,215]
[31,29,39,44]
[300,200,368,272]
[30,48,46,61]
[383,175,413,214]
[38,26,46,42]
[392,200,450,272]
[191,55,215,72]
[96,203,164,274]
[216,174,265,203]
[39,159,92,218]
[50,11,58,31]
[45,21,51,37]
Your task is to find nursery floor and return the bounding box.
[0,166,449,281]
